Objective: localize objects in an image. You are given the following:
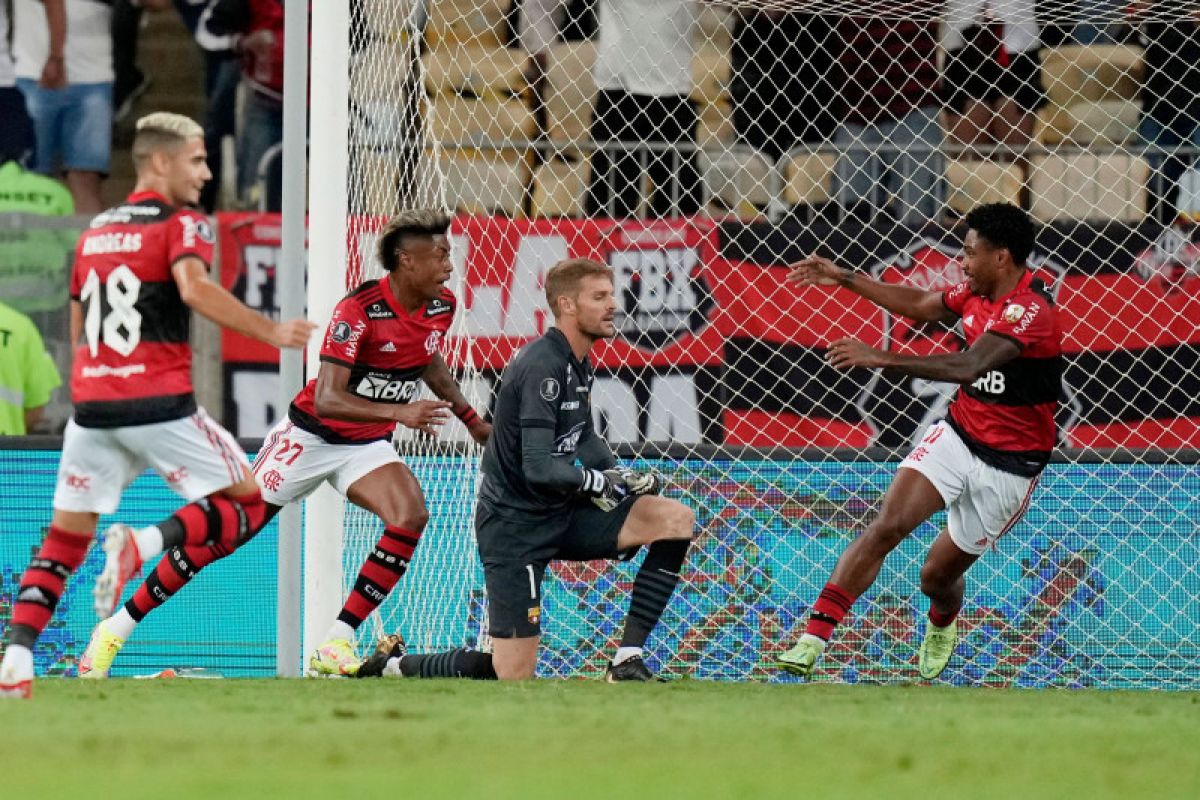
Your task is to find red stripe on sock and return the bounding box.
[928,607,959,628]
[11,527,91,634]
[804,581,858,641]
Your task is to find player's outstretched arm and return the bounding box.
[171,257,316,349]
[313,360,451,434]
[826,332,1021,384]
[421,353,491,444]
[787,254,955,324]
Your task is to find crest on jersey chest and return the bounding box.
[855,238,1069,448]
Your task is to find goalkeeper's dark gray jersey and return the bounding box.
[478,327,616,515]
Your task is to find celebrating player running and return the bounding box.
[775,202,1064,681]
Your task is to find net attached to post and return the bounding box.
[334,0,1200,688]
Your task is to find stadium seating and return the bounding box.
[546,42,598,147]
[1028,153,1149,222]
[441,154,528,216]
[425,0,508,47]
[532,158,588,217]
[700,148,772,218]
[427,94,536,146]
[944,159,1024,215]
[782,152,836,208]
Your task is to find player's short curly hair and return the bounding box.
[132,112,204,170]
[544,258,614,318]
[964,202,1036,265]
[376,210,451,272]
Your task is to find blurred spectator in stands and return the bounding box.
[730,8,837,163]
[0,0,50,168]
[13,0,117,213]
[193,0,241,211]
[0,154,74,215]
[582,0,700,218]
[0,299,61,435]
[940,0,1046,154]
[832,14,942,224]
[202,0,283,205]
[1130,6,1200,223]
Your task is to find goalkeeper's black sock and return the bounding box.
[620,537,690,648]
[399,648,496,680]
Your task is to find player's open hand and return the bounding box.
[786,255,846,287]
[395,400,452,436]
[273,319,319,349]
[826,337,886,370]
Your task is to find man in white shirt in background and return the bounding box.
[521,0,701,219]
[1,0,63,168]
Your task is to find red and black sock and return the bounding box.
[804,582,857,641]
[928,606,959,628]
[157,490,266,550]
[8,527,92,648]
[124,541,235,622]
[337,525,421,628]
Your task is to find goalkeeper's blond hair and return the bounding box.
[132,112,205,170]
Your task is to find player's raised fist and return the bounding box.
[394,400,452,436]
[786,255,845,287]
[272,319,319,349]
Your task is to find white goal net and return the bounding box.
[320,0,1200,688]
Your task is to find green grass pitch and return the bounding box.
[3,679,1198,799]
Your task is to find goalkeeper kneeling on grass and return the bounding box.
[360,258,696,682]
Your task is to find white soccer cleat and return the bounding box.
[0,648,34,699]
[94,524,144,619]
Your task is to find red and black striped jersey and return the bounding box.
[941,270,1064,477]
[289,279,457,443]
[69,191,215,428]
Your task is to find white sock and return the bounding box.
[325,620,355,643]
[105,607,137,640]
[133,526,164,561]
[799,633,827,652]
[612,646,643,666]
[382,656,404,678]
[0,644,33,681]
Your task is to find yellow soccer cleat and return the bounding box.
[308,638,361,677]
[79,620,126,679]
[918,619,958,680]
[775,634,825,679]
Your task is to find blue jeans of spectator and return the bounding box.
[201,56,240,211]
[238,88,283,201]
[16,79,113,174]
[834,105,943,225]
[1073,0,1123,44]
[1140,114,1200,222]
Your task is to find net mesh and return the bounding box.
[336,0,1200,687]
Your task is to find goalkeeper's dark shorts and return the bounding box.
[476,496,638,638]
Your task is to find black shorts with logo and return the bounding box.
[476,497,637,638]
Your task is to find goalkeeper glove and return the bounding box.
[616,467,662,497]
[580,468,629,512]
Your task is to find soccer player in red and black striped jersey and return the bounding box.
[0,113,316,698]
[774,203,1064,681]
[78,210,490,679]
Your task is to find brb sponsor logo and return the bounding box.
[608,224,714,350]
[858,239,1065,447]
[355,373,419,402]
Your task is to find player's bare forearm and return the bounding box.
[422,354,470,411]
[835,271,953,324]
[828,333,1021,384]
[173,258,313,348]
[789,255,953,324]
[69,300,82,352]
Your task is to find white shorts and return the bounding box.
[251,418,401,507]
[900,421,1039,556]
[53,409,249,515]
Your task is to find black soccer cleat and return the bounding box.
[605,655,664,682]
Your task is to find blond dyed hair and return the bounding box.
[132,112,205,169]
